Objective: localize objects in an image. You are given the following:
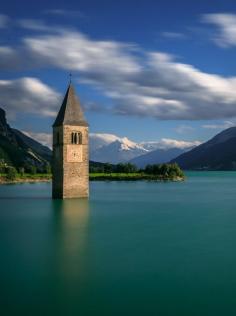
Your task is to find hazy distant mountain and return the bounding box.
[91,136,148,164]
[90,133,200,164]
[0,108,51,170]
[90,133,121,152]
[171,127,236,170]
[130,147,187,168]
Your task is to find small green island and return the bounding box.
[0,162,185,184]
[89,162,184,181]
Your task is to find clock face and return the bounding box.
[67,145,83,162]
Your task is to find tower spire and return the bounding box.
[53,83,88,127]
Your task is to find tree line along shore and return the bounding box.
[0,162,185,184]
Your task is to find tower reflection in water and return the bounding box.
[52,198,90,296]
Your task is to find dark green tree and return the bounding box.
[115,163,137,173]
[104,163,113,173]
[29,165,37,175]
[19,167,25,176]
[45,164,51,174]
[6,167,17,181]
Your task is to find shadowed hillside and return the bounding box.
[0,108,51,171]
[171,127,236,170]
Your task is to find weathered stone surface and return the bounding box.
[52,84,89,199]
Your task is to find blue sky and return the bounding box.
[1,0,236,147]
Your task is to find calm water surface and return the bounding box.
[0,172,236,315]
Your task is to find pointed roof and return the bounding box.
[53,84,88,127]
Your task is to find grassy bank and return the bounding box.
[0,173,51,184]
[0,172,184,184]
[89,173,184,181]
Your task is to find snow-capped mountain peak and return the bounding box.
[90,133,200,164]
[118,137,148,151]
[90,135,147,163]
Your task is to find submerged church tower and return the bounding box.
[52,83,89,199]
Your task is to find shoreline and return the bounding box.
[0,178,51,184]
[89,174,184,182]
[0,174,184,184]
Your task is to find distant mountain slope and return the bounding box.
[0,108,51,170]
[90,133,201,164]
[12,129,52,162]
[171,127,236,170]
[130,148,186,168]
[91,138,147,164]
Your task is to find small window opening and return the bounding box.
[71,132,82,144]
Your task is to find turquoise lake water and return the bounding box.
[1,172,236,315]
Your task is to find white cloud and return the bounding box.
[0,77,60,119]
[0,14,9,28]
[202,120,235,129]
[158,138,201,149]
[1,25,236,120]
[23,31,140,75]
[202,13,236,47]
[141,138,201,150]
[111,52,236,119]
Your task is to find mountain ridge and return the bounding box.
[0,108,52,171]
[130,147,187,168]
[90,133,199,164]
[171,127,236,170]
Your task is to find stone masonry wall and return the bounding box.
[53,125,89,199]
[63,125,89,198]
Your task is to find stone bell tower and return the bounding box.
[52,83,89,199]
